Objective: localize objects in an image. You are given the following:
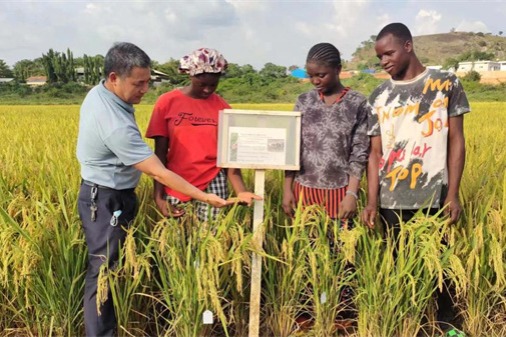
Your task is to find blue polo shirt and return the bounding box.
[76,80,153,189]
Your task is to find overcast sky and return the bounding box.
[1,0,505,70]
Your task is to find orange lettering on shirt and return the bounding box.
[419,110,436,137]
[386,166,408,191]
[378,107,390,123]
[423,78,451,94]
[410,163,423,189]
[386,163,424,191]
[431,97,449,109]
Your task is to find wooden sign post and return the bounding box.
[248,169,265,337]
[217,109,301,337]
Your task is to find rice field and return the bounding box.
[0,102,505,337]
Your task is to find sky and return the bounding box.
[1,0,505,70]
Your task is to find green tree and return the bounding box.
[13,59,44,82]
[240,64,256,75]
[443,57,459,71]
[156,58,187,86]
[224,63,243,78]
[463,70,481,82]
[67,49,76,82]
[0,60,13,78]
[41,49,57,83]
[41,48,77,84]
[259,62,287,79]
[223,63,258,79]
[82,54,103,85]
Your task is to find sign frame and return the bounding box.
[217,109,301,170]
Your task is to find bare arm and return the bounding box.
[361,136,382,228]
[341,101,370,219]
[338,175,360,219]
[134,154,228,208]
[153,137,168,199]
[226,168,262,206]
[282,171,296,217]
[444,115,465,224]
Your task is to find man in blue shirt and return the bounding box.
[76,42,228,337]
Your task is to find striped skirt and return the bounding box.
[293,181,347,220]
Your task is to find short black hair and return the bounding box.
[376,23,413,44]
[104,42,150,78]
[306,42,341,68]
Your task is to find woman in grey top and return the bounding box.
[283,42,370,222]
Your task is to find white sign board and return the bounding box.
[217,109,301,170]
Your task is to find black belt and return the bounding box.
[81,179,113,190]
[82,180,134,222]
[81,179,136,193]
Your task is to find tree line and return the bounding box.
[0,49,106,85]
[0,48,308,103]
[1,47,505,104]
[0,48,292,86]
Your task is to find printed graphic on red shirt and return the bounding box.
[174,112,217,126]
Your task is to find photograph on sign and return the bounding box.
[228,127,286,165]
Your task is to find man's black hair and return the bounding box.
[376,23,413,44]
[104,42,150,78]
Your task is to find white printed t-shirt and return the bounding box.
[368,68,470,209]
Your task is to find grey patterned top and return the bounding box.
[368,68,470,209]
[290,88,371,189]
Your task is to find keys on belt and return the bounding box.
[90,186,98,222]
[83,181,127,225]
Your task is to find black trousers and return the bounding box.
[379,208,459,329]
[379,208,439,239]
[78,183,137,337]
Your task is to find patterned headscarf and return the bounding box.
[179,48,228,76]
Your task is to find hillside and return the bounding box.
[346,31,506,70]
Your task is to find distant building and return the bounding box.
[0,78,14,83]
[458,61,500,72]
[74,67,102,83]
[75,67,85,82]
[151,69,171,86]
[290,68,308,79]
[73,67,169,86]
[454,60,506,84]
[26,76,47,86]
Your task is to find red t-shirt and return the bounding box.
[146,89,231,201]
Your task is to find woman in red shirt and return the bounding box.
[146,48,260,221]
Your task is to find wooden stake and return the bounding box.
[248,169,265,337]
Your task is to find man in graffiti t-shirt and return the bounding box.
[363,23,470,229]
[367,68,470,210]
[361,22,470,334]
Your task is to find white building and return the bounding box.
[458,61,500,72]
[499,61,506,71]
[26,76,47,86]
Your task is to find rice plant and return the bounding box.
[0,103,505,336]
